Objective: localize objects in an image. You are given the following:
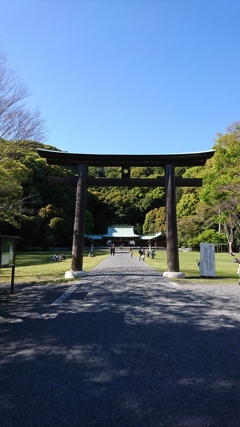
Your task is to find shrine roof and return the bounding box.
[84,234,103,240]
[38,149,215,167]
[102,225,139,238]
[85,226,164,241]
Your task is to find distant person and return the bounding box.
[53,254,59,261]
[138,247,143,261]
[147,244,152,257]
[130,247,133,257]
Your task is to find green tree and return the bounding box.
[143,207,166,234]
[143,209,157,234]
[0,139,77,247]
[38,204,72,247]
[155,207,166,232]
[177,216,200,247]
[200,122,240,252]
[85,210,94,233]
[0,157,32,229]
[177,192,199,218]
[190,229,227,249]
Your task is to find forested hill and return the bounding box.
[0,139,77,249]
[0,122,240,252]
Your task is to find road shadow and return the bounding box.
[1,277,240,426]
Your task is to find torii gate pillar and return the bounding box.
[163,165,185,279]
[65,164,88,278]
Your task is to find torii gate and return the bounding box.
[38,149,215,278]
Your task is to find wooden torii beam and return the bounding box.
[38,149,215,278]
[49,176,202,187]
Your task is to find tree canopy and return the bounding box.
[176,122,240,252]
[0,120,240,252]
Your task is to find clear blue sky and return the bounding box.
[1,0,239,154]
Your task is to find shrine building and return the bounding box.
[85,225,165,247]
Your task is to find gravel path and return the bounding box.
[1,250,240,426]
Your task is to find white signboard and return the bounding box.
[1,242,14,266]
[200,243,215,277]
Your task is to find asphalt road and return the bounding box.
[1,251,240,427]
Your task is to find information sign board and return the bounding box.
[0,235,20,294]
[1,240,14,266]
[200,243,216,277]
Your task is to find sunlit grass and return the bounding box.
[0,250,109,284]
[1,248,239,286]
[142,249,240,284]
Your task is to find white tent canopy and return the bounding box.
[140,232,163,240]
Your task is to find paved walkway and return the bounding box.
[1,251,240,426]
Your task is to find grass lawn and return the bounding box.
[142,249,240,285]
[0,250,109,285]
[0,248,239,286]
